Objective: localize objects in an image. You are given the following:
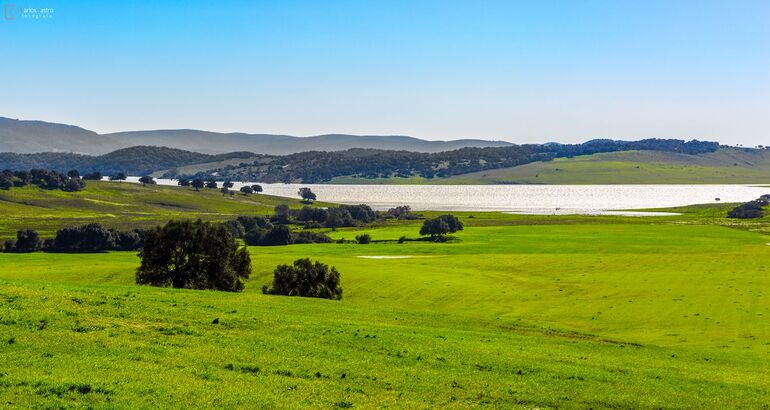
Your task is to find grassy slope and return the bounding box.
[0,181,322,239]
[327,147,770,185]
[2,208,770,407]
[441,147,770,184]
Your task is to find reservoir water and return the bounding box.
[130,178,769,214]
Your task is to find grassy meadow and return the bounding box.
[329,148,770,185]
[1,181,770,408]
[0,181,327,239]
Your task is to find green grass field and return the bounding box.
[1,182,770,408]
[329,148,770,185]
[0,181,325,239]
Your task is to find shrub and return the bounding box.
[82,171,103,181]
[136,219,251,292]
[355,234,371,244]
[262,258,342,300]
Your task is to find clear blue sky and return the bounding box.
[1,0,768,145]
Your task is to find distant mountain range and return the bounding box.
[0,117,512,155]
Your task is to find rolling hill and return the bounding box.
[0,116,512,155]
[438,147,770,185]
[0,117,119,155]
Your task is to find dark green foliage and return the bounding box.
[383,205,421,220]
[296,206,328,223]
[112,229,145,251]
[728,196,769,219]
[53,223,116,252]
[136,219,251,292]
[191,178,204,190]
[6,229,42,253]
[252,184,263,193]
[262,258,342,300]
[82,171,102,180]
[222,220,246,238]
[64,178,86,192]
[324,207,355,229]
[341,204,376,223]
[239,186,253,194]
[292,230,333,244]
[236,216,273,232]
[355,234,371,244]
[67,169,80,179]
[298,187,316,202]
[109,173,127,181]
[205,180,218,189]
[177,178,190,187]
[273,204,291,224]
[138,176,156,185]
[257,225,292,246]
[420,214,464,237]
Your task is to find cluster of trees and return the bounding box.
[728,195,770,219]
[4,224,144,253]
[0,169,85,192]
[221,215,333,246]
[136,220,251,292]
[176,178,263,195]
[183,139,721,183]
[0,146,255,176]
[133,218,341,297]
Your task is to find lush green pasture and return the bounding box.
[0,181,319,239]
[441,148,770,185]
[2,217,770,408]
[327,148,770,185]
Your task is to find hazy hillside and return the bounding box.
[0,116,512,155]
[0,146,256,176]
[439,147,770,184]
[103,130,513,154]
[0,117,119,154]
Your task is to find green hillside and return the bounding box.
[2,213,770,407]
[440,147,770,184]
[0,181,319,239]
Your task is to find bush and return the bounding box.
[262,258,342,300]
[419,214,464,238]
[355,234,371,244]
[136,219,251,292]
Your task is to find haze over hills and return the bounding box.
[0,117,512,155]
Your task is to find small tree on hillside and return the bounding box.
[240,186,254,195]
[136,219,251,292]
[298,187,316,202]
[178,178,191,187]
[252,184,263,194]
[419,214,464,239]
[262,258,342,300]
[138,176,156,186]
[67,169,80,179]
[83,171,103,181]
[109,173,128,181]
[191,178,205,191]
[205,180,218,189]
